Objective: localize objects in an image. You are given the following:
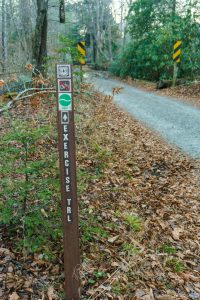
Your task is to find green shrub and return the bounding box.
[0,120,62,254]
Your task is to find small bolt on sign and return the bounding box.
[56,64,80,299]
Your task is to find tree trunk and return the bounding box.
[172,0,176,33]
[90,33,96,64]
[108,23,113,61]
[19,0,33,60]
[32,0,48,76]
[2,0,7,73]
[172,0,176,16]
[59,0,65,23]
[96,0,100,63]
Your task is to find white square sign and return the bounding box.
[57,65,71,78]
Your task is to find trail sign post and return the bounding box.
[172,40,182,87]
[56,64,80,299]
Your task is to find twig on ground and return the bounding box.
[16,88,54,99]
[16,90,56,101]
[0,89,56,114]
[88,268,120,299]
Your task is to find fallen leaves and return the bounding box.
[47,286,57,300]
[172,227,182,240]
[0,79,5,87]
[121,75,200,109]
[112,86,124,96]
[76,89,200,299]
[25,63,33,71]
[0,248,15,259]
[1,83,200,299]
[9,292,20,300]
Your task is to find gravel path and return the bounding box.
[88,74,200,159]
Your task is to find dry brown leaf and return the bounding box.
[9,292,20,300]
[47,286,57,300]
[0,79,5,87]
[25,63,33,70]
[172,227,182,240]
[135,289,146,298]
[112,86,124,96]
[30,96,40,108]
[41,208,48,218]
[111,262,120,267]
[0,248,15,258]
[108,235,119,244]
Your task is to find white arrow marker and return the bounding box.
[63,114,68,122]
[61,112,69,124]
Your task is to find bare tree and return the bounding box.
[60,0,65,23]
[76,0,116,65]
[32,0,49,75]
[1,0,7,72]
[18,0,34,59]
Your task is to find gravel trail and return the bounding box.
[88,74,200,159]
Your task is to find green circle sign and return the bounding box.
[59,93,71,107]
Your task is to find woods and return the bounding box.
[0,0,35,76]
[1,0,200,81]
[0,0,123,76]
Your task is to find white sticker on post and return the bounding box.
[57,65,71,78]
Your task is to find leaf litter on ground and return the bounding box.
[0,82,200,299]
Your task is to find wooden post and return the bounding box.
[56,64,80,300]
[172,62,178,87]
[80,65,83,83]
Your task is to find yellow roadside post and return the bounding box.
[77,41,86,82]
[172,40,182,87]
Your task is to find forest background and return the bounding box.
[0,0,200,82]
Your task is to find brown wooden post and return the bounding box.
[56,64,80,299]
[172,61,178,87]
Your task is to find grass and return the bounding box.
[124,214,142,232]
[165,258,185,273]
[161,244,177,254]
[122,242,140,255]
[112,281,122,295]
[80,217,109,243]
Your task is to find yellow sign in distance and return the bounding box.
[173,40,182,63]
[77,41,86,65]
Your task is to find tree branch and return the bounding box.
[0,88,56,114]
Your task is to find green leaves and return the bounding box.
[111,0,200,81]
[0,120,61,253]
